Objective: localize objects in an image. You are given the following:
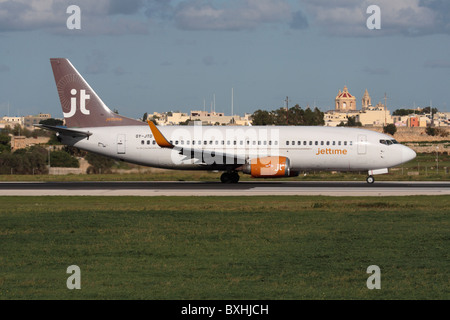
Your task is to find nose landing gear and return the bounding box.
[366,175,375,184]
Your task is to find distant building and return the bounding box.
[0,116,24,129]
[23,113,52,130]
[10,135,50,151]
[361,89,371,110]
[149,110,251,126]
[356,102,393,127]
[335,86,357,111]
[325,87,393,127]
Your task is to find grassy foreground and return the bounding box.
[0,196,448,300]
[0,152,449,182]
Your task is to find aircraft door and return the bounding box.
[117,134,126,154]
[357,134,367,155]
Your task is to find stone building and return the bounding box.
[335,86,356,111]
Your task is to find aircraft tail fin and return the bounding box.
[50,58,143,128]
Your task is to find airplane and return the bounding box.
[36,58,417,184]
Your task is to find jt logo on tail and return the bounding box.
[64,89,91,118]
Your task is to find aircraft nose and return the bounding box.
[402,146,416,163]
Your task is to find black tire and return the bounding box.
[366,175,375,184]
[230,172,240,183]
[220,172,230,183]
[221,172,240,183]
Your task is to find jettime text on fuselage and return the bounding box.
[315,148,348,155]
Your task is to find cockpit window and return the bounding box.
[380,139,399,146]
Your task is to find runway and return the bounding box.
[0,181,449,196]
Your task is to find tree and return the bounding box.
[251,109,275,125]
[85,152,115,174]
[426,127,448,137]
[142,112,148,122]
[50,150,80,168]
[348,116,362,127]
[0,146,48,174]
[0,133,11,153]
[252,105,324,126]
[383,123,397,136]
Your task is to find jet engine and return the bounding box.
[242,156,297,178]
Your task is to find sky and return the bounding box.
[1,0,450,120]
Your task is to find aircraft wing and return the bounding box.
[147,120,246,165]
[34,124,93,138]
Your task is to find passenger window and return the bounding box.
[344,141,347,146]
[332,141,336,146]
[338,141,341,146]
[275,141,278,145]
[141,140,145,145]
[309,141,312,146]
[286,141,289,146]
[315,141,318,146]
[326,141,330,146]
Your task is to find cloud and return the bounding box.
[0,64,10,73]
[3,0,447,37]
[424,59,450,69]
[301,0,438,37]
[174,0,292,31]
[108,0,143,15]
[363,66,389,75]
[0,0,299,34]
[289,10,308,30]
[0,0,62,32]
[85,51,108,74]
[202,56,215,66]
[0,0,151,35]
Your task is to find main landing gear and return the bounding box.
[366,175,375,184]
[220,171,240,183]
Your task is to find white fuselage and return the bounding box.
[60,125,416,173]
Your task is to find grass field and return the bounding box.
[0,152,448,182]
[0,196,448,300]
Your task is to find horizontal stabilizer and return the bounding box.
[34,124,92,138]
